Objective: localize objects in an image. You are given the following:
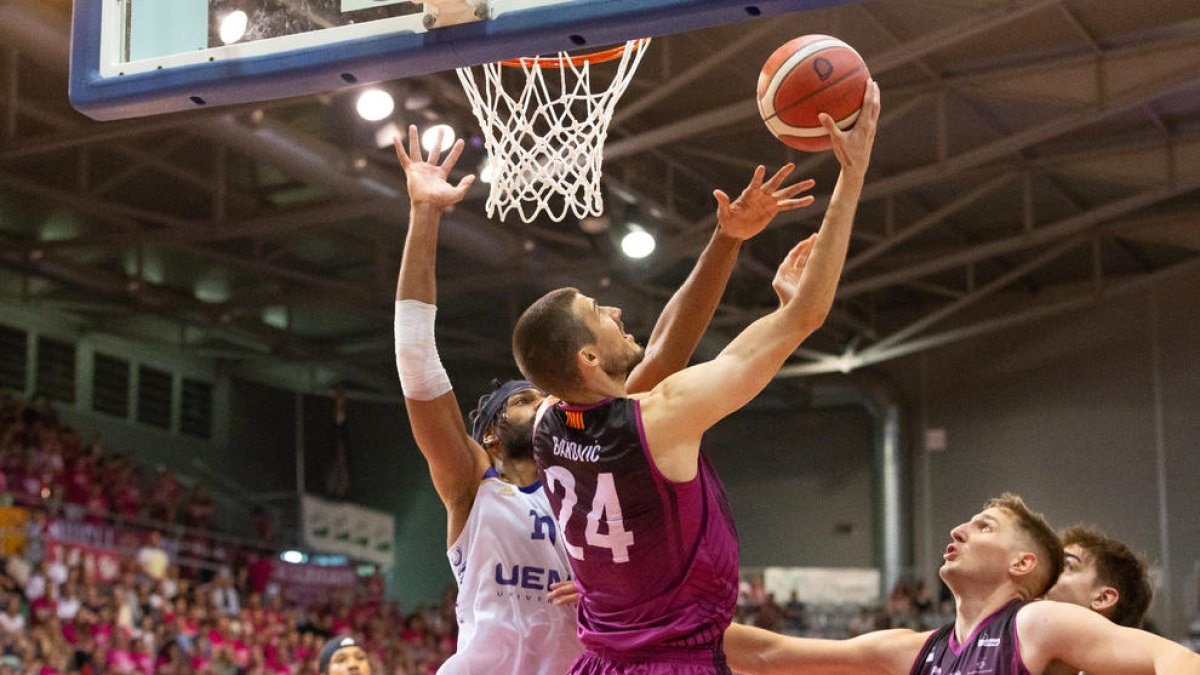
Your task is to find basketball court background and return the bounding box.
[0,0,1197,639]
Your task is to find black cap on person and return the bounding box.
[318,636,359,674]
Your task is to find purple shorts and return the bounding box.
[569,647,731,675]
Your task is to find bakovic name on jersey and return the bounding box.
[532,397,739,655]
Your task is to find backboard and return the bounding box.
[70,0,853,121]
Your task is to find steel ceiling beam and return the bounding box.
[778,256,1200,378]
[839,171,1200,300]
[845,173,1017,274]
[606,0,1062,160]
[23,199,405,251]
[862,236,1085,357]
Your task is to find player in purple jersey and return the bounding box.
[512,81,882,673]
[391,123,825,673]
[723,493,1200,675]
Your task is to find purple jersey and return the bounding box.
[911,599,1032,675]
[533,397,739,665]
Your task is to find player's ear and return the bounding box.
[1091,586,1119,614]
[481,428,499,450]
[1010,551,1038,580]
[577,345,600,371]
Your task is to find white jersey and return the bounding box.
[438,468,581,675]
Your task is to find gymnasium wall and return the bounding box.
[886,263,1200,638]
[705,405,876,570]
[297,386,451,607]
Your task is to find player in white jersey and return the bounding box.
[392,125,819,674]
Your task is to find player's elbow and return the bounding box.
[780,296,833,339]
[794,306,830,339]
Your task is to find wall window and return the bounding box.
[137,365,173,429]
[92,353,130,418]
[36,337,76,403]
[180,378,212,439]
[0,325,27,392]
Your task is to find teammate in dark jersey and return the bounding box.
[513,82,882,673]
[723,494,1200,675]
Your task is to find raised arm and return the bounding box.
[624,165,816,394]
[639,80,880,480]
[1017,600,1200,675]
[724,622,925,675]
[392,125,486,541]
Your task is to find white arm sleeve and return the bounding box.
[394,300,452,401]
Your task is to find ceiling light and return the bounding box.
[356,89,394,122]
[479,158,495,184]
[374,120,402,149]
[421,124,456,153]
[621,225,655,259]
[219,10,249,45]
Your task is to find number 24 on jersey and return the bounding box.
[544,467,634,563]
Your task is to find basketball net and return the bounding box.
[456,39,650,223]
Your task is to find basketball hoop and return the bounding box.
[456,38,650,223]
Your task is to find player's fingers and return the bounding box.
[863,80,881,126]
[818,112,843,137]
[782,238,809,265]
[407,125,422,162]
[748,165,767,190]
[776,178,816,199]
[764,163,795,191]
[454,174,476,194]
[427,128,445,165]
[713,189,732,216]
[778,195,816,211]
[442,138,466,171]
[392,137,410,169]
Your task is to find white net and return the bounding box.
[456,39,650,223]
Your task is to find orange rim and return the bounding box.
[500,38,649,69]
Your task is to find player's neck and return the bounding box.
[565,372,627,405]
[952,583,1023,644]
[501,457,540,488]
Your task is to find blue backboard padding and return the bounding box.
[70,0,858,121]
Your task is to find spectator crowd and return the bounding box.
[0,392,458,674]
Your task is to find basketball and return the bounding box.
[757,34,870,152]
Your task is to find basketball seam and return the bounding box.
[761,63,867,126]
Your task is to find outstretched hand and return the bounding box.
[819,78,881,176]
[713,164,816,241]
[393,124,476,210]
[772,234,818,306]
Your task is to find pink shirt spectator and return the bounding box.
[232,640,251,667]
[131,650,153,675]
[247,557,273,595]
[66,457,94,505]
[106,647,136,673]
[91,623,114,649]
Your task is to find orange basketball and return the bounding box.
[757,35,870,152]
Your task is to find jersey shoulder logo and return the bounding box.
[565,410,584,429]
